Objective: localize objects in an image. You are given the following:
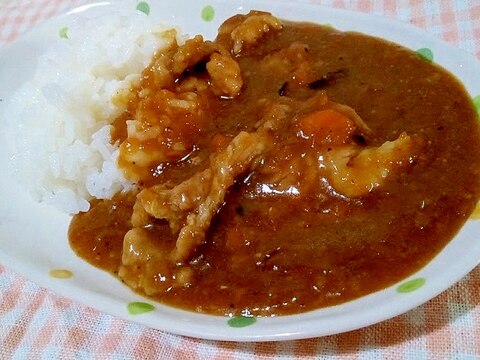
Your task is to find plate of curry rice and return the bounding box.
[0,0,479,341]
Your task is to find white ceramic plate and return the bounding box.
[1,0,479,342]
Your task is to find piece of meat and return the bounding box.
[230,13,283,54]
[136,170,213,233]
[172,36,243,98]
[119,227,171,294]
[171,35,218,75]
[119,90,206,182]
[132,129,273,264]
[119,227,194,295]
[144,30,179,89]
[172,130,271,262]
[322,132,420,197]
[206,52,243,97]
[252,147,319,198]
[119,36,244,182]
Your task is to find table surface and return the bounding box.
[1,0,479,358]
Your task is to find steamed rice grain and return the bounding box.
[5,11,181,214]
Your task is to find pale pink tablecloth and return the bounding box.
[1,0,479,358]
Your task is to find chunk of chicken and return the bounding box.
[119,37,244,182]
[145,30,179,89]
[206,52,243,97]
[171,35,218,75]
[136,170,213,233]
[171,35,243,97]
[118,90,205,182]
[230,13,283,54]
[322,132,420,197]
[119,227,194,295]
[132,129,272,263]
[173,131,271,262]
[253,147,319,198]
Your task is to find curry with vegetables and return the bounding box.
[69,12,480,316]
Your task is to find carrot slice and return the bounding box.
[298,109,356,145]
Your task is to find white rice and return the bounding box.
[4,11,181,214]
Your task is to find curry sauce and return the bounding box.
[69,13,480,316]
